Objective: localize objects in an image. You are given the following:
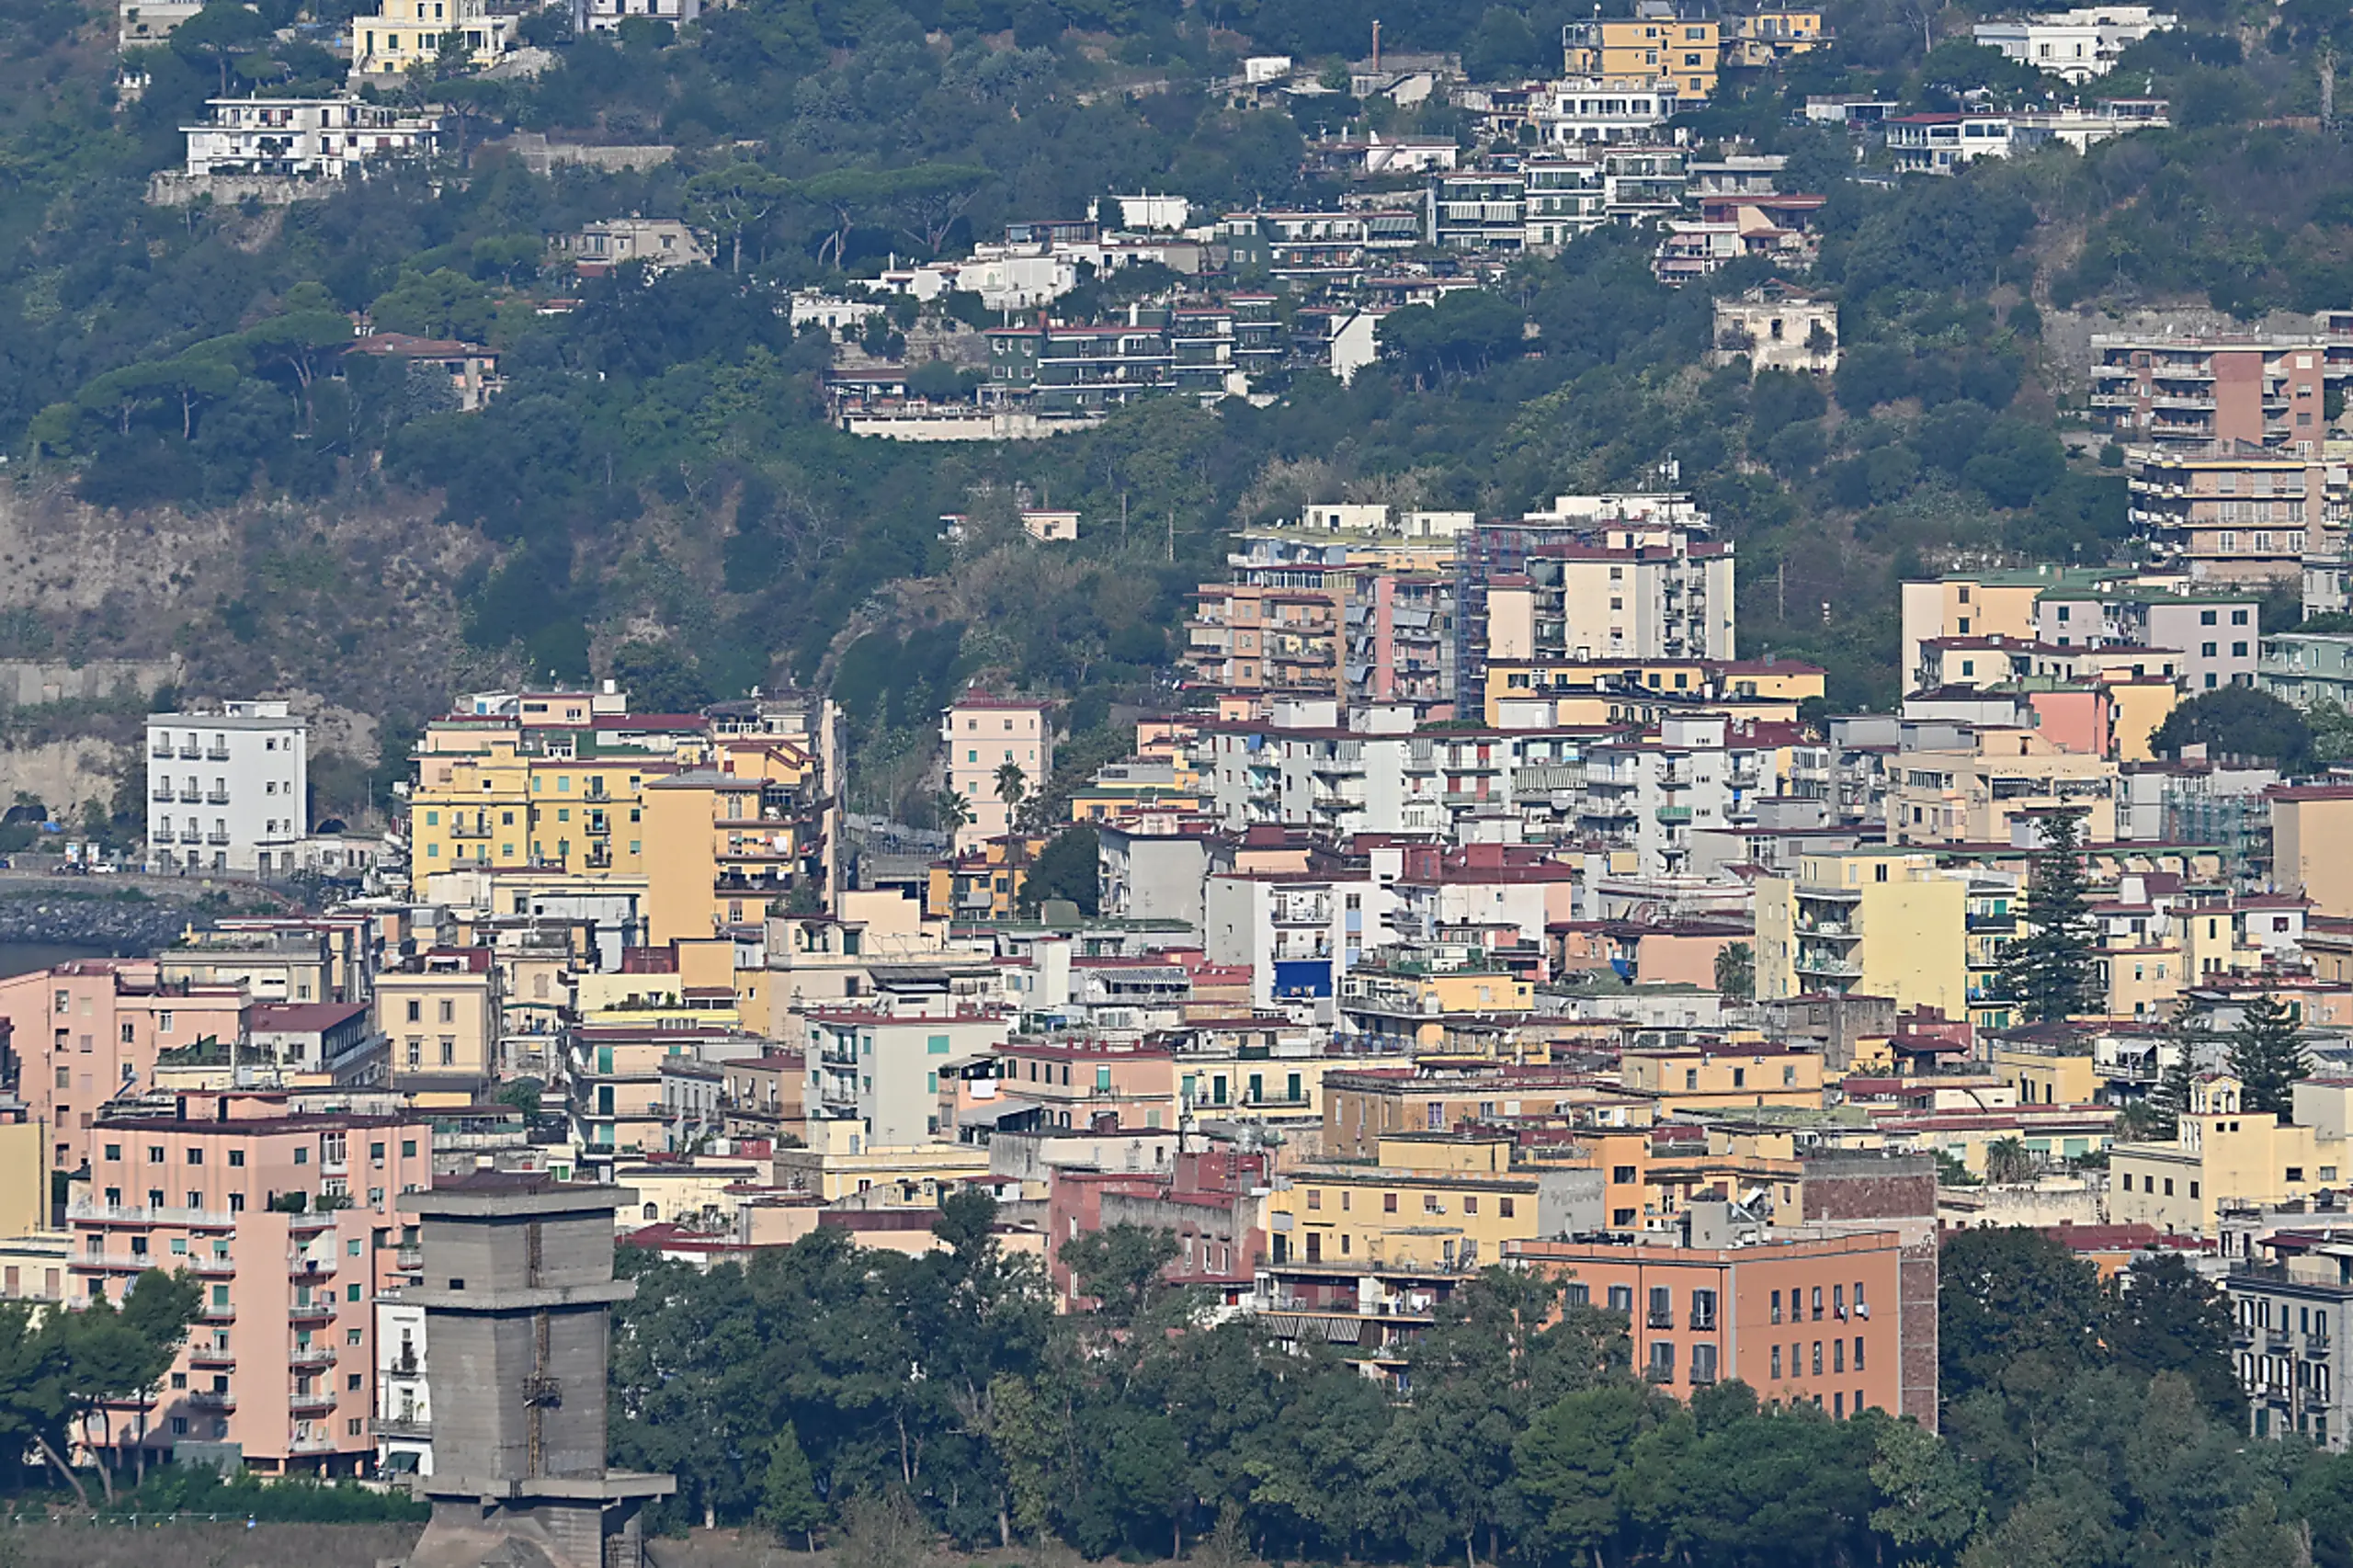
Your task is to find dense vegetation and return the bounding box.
[611,1204,2352,1568]
[0,0,2346,796]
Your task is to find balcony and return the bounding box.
[289,1298,336,1323]
[394,1245,422,1270]
[190,1346,235,1369]
[152,783,175,801]
[176,743,199,759]
[287,1434,340,1454]
[289,1255,337,1279]
[289,1389,336,1415]
[1645,1362,1674,1383]
[71,1200,236,1228]
[199,1302,236,1322]
[205,790,230,805]
[1655,806,1693,825]
[205,831,230,846]
[288,1345,335,1369]
[188,1254,235,1275]
[204,744,230,761]
[449,820,494,838]
[188,1390,235,1412]
[376,1415,431,1439]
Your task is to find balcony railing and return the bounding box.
[289,1299,335,1322]
[288,1346,335,1369]
[375,1415,431,1439]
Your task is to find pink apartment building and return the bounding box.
[71,1092,433,1475]
[0,961,247,1172]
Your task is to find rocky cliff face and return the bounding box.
[0,476,499,720]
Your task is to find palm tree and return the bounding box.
[936,788,972,836]
[994,761,1029,915]
[1983,1136,2037,1186]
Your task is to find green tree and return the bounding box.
[1713,942,1754,1003]
[1513,1382,1666,1566]
[2228,992,2309,1120]
[2106,1252,2239,1415]
[2145,997,2210,1140]
[756,1423,826,1548]
[1997,810,2097,1025]
[1015,825,1098,916]
[1869,1417,1987,1567]
[170,2,270,93]
[688,164,789,275]
[1939,1227,2109,1406]
[1058,1224,1177,1326]
[2150,687,2315,771]
[1982,1136,2035,1185]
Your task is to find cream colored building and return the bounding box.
[1889,728,2119,846]
[350,0,517,77]
[2111,1074,2351,1236]
[1755,847,1969,1015]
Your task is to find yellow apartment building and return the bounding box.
[1337,960,1536,1051]
[2103,674,2180,763]
[1563,9,1721,97]
[408,723,534,873]
[1618,1044,1825,1114]
[524,752,661,876]
[1269,1134,1563,1271]
[925,836,1044,922]
[1320,1067,1647,1158]
[642,762,821,945]
[1889,730,2120,846]
[1755,847,1969,1014]
[2112,1074,2349,1236]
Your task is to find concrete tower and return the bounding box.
[398,1173,673,1568]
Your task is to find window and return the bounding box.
[1770,1289,1782,1324]
[1383,1192,1398,1213]
[1690,1289,1717,1330]
[228,1151,244,1167]
[404,999,421,1023]
[1612,1165,1636,1184]
[1648,1286,1674,1328]
[1607,1285,1633,1316]
[1499,1197,1515,1219]
[1771,1344,1783,1379]
[1812,1286,1824,1320]
[1647,1341,1675,1381]
[1813,1341,1824,1375]
[1854,1335,1865,1370]
[1834,1338,1845,1373]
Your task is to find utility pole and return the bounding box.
[2324,47,2336,129]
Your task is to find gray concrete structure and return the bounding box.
[398,1174,673,1568]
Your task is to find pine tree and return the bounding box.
[2227,992,2309,1121]
[2145,999,2209,1140]
[756,1423,825,1550]
[1997,809,2097,1025]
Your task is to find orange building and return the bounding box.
[1511,1223,1929,1426]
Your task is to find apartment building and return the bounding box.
[2262,631,2353,712]
[986,312,1176,415]
[1268,1134,1597,1271]
[719,1051,806,1142]
[1203,863,1391,1024]
[941,693,1052,851]
[1576,716,1745,880]
[1562,2,1721,97]
[995,1040,1177,1130]
[1972,5,2176,82]
[1511,1219,1927,1424]
[1527,76,1681,146]
[374,950,496,1104]
[175,97,440,183]
[0,960,247,1171]
[1454,493,1730,710]
[2031,580,2268,689]
[2227,1225,2353,1449]
[573,0,700,30]
[2091,336,2334,451]
[569,1024,767,1159]
[2126,446,2343,585]
[1888,728,2119,846]
[145,700,307,874]
[72,1094,434,1475]
[1755,847,1968,1014]
[803,997,1012,1145]
[1618,1043,1826,1114]
[642,757,824,944]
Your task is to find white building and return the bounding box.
[1202,866,1393,1026]
[1885,112,2013,174]
[1574,716,1742,881]
[374,1293,432,1479]
[146,699,309,875]
[177,97,440,180]
[118,0,207,49]
[941,693,1052,851]
[1972,6,2177,83]
[573,0,699,31]
[1529,75,1680,145]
